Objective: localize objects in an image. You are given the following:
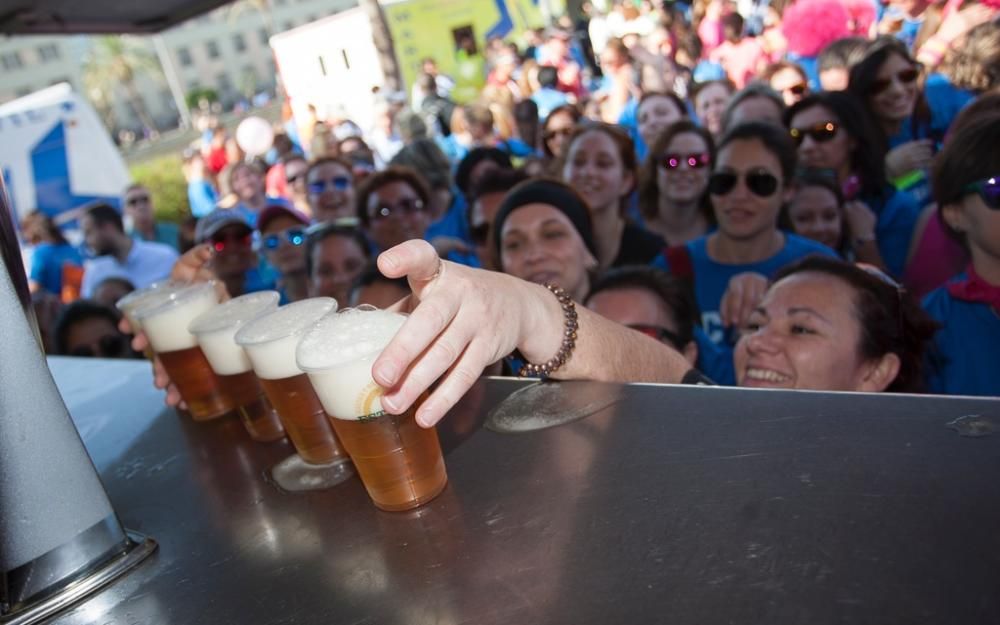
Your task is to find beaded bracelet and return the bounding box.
[518,283,578,379]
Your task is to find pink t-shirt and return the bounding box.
[710,38,767,88]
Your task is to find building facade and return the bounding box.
[0,0,356,134]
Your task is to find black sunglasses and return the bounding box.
[870,67,920,95]
[708,170,779,197]
[963,176,1000,210]
[70,334,127,358]
[789,122,838,147]
[126,195,150,206]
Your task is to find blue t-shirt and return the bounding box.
[860,187,923,278]
[922,278,1000,397]
[886,74,974,204]
[651,234,837,345]
[29,243,82,295]
[888,74,974,149]
[424,192,480,268]
[188,180,218,218]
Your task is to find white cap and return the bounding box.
[297,307,406,420]
[234,297,337,380]
[189,291,280,375]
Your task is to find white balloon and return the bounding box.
[235,116,274,157]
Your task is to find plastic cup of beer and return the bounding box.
[133,282,237,421]
[189,291,286,442]
[233,298,349,465]
[297,307,448,511]
[115,281,178,360]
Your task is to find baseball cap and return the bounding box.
[257,204,311,233]
[195,209,252,243]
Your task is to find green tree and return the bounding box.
[83,35,162,132]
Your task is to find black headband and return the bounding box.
[492,179,597,262]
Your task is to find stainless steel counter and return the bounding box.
[45,357,1000,625]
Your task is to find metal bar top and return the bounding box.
[46,357,1000,625]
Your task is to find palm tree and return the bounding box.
[358,0,403,94]
[83,36,162,133]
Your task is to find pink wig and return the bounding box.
[782,0,852,57]
[844,0,877,36]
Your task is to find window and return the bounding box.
[232,33,246,53]
[258,28,269,45]
[1,51,24,71]
[205,40,220,59]
[217,72,232,91]
[177,46,193,67]
[37,44,60,62]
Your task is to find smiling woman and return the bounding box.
[734,255,937,392]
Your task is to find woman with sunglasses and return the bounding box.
[306,156,356,223]
[652,121,836,347]
[257,204,311,303]
[785,91,922,278]
[848,37,974,198]
[355,166,433,254]
[923,112,1000,397]
[561,123,665,269]
[540,105,582,171]
[760,61,810,107]
[638,120,715,246]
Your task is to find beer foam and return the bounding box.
[134,283,220,353]
[115,281,179,330]
[234,297,337,380]
[190,292,281,375]
[297,308,406,420]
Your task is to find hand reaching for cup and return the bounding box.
[372,240,693,428]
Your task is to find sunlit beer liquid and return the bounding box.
[327,396,447,511]
[219,371,286,442]
[298,307,447,511]
[189,291,286,442]
[259,374,346,464]
[157,346,235,420]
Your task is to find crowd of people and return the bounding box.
[21,0,1000,407]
